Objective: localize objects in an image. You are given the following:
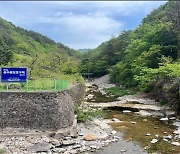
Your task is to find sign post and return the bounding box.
[1,67,28,92]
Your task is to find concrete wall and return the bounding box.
[0,84,85,130]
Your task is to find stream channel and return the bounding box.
[83,83,180,154]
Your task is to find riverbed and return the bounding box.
[84,78,180,154]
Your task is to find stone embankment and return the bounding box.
[0,84,85,130]
[0,81,124,154]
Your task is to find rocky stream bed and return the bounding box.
[0,76,180,154]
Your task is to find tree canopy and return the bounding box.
[80,1,180,89]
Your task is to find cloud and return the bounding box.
[37,12,123,49]
[0,1,166,49]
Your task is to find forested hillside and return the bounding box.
[80,1,180,112]
[80,1,179,88]
[0,17,82,82]
[0,1,179,103]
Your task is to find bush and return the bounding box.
[105,86,136,97]
[134,62,180,92]
[160,98,168,105]
[74,106,105,123]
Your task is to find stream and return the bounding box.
[83,79,180,154]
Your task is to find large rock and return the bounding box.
[62,140,76,146]
[150,139,158,144]
[171,142,180,146]
[137,110,151,116]
[29,142,51,153]
[83,133,97,141]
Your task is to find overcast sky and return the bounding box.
[0,1,166,49]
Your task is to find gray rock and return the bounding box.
[169,117,176,120]
[171,142,180,146]
[163,139,168,142]
[137,110,151,116]
[54,132,66,139]
[64,151,71,154]
[55,148,66,153]
[131,121,137,124]
[90,145,97,149]
[163,135,172,140]
[146,133,151,136]
[150,139,158,144]
[63,140,76,146]
[70,149,78,154]
[30,142,51,152]
[173,129,180,135]
[110,138,118,142]
[160,117,168,121]
[79,146,88,152]
[112,118,122,122]
[72,144,82,149]
[121,149,127,153]
[63,136,72,140]
[166,111,175,116]
[114,136,121,139]
[111,130,117,134]
[123,110,132,113]
[155,134,159,138]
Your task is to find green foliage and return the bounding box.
[81,1,179,92]
[74,106,105,123]
[105,87,136,98]
[0,17,82,83]
[134,62,180,91]
[110,62,137,87]
[0,38,12,65]
[80,30,132,77]
[160,98,168,106]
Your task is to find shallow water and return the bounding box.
[106,110,180,154]
[86,85,180,154]
[92,132,148,154]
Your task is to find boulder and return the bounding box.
[62,140,76,146]
[160,117,168,121]
[137,110,151,116]
[29,142,51,153]
[83,134,97,141]
[171,142,180,146]
[150,139,158,144]
[123,110,132,113]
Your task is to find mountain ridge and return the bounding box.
[0,17,81,82]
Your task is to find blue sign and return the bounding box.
[1,67,27,82]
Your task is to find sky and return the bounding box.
[0,1,166,49]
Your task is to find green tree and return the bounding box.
[0,38,12,65]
